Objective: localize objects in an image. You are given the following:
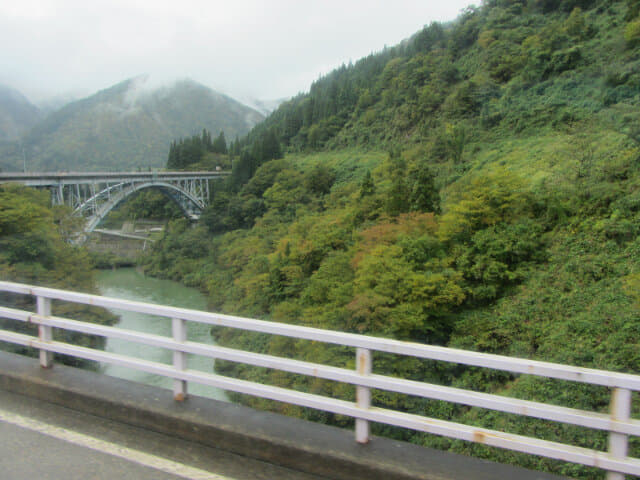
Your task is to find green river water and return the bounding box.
[95,268,227,401]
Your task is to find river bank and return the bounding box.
[86,221,163,268]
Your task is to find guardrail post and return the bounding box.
[36,296,53,368]
[607,387,631,480]
[172,318,187,401]
[355,347,372,444]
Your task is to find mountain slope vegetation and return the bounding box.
[0,77,264,172]
[0,85,41,142]
[0,184,117,365]
[143,1,639,477]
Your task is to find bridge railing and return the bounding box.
[0,280,638,479]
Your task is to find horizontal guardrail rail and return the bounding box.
[0,280,638,479]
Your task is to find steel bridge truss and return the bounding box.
[51,178,210,232]
[0,171,227,235]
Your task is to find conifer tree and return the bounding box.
[360,170,375,197]
[167,141,178,169]
[409,164,440,213]
[261,130,282,162]
[202,129,213,151]
[212,131,227,154]
[385,150,409,216]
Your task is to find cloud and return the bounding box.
[0,0,476,104]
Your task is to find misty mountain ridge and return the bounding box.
[241,96,289,116]
[36,92,83,117]
[0,77,264,172]
[0,85,42,142]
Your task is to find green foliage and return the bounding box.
[624,18,640,46]
[101,189,182,228]
[303,164,336,196]
[0,185,52,235]
[145,128,640,480]
[139,1,640,477]
[626,0,640,20]
[167,129,229,170]
[0,185,56,268]
[456,219,546,302]
[349,242,465,341]
[438,168,530,243]
[408,163,440,213]
[623,272,640,306]
[359,170,375,198]
[212,131,227,154]
[0,185,117,366]
[384,151,410,216]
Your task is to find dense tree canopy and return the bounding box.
[0,185,117,366]
[167,129,230,170]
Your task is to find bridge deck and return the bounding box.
[0,171,229,187]
[0,351,566,480]
[0,388,323,480]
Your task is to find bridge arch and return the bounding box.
[83,181,206,233]
[0,170,228,242]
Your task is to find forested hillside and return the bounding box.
[0,85,41,142]
[146,0,640,477]
[0,185,116,365]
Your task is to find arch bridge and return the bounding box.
[0,171,228,234]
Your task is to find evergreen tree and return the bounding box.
[167,141,179,169]
[212,131,228,154]
[166,130,221,170]
[232,136,241,156]
[409,164,440,213]
[360,170,376,197]
[262,130,282,161]
[385,150,409,216]
[202,129,213,151]
[231,149,257,188]
[386,176,409,216]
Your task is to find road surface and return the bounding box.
[0,389,327,480]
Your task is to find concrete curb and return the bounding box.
[0,351,565,480]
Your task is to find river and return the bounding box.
[95,268,227,401]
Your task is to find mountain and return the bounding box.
[241,97,289,116]
[0,85,41,142]
[37,92,82,116]
[2,77,264,172]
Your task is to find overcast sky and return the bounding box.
[1,0,475,106]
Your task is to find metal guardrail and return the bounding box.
[0,280,638,479]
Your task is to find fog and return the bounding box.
[0,0,475,105]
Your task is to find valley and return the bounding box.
[1,1,640,478]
